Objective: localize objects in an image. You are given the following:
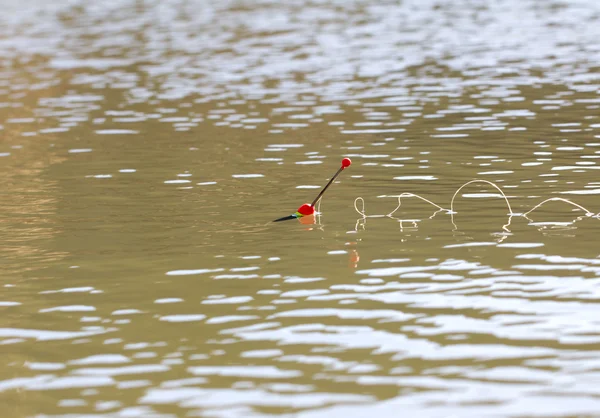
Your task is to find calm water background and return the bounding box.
[2,0,600,417]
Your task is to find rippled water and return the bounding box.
[2,0,600,416]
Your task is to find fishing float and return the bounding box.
[274,157,352,222]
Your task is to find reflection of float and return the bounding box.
[348,248,360,269]
[298,214,315,225]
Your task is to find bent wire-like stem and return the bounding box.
[351,179,599,233]
[354,194,448,219]
[450,179,514,232]
[354,197,367,218]
[523,197,594,218]
[387,193,449,217]
[450,179,514,215]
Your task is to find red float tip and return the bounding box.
[341,157,352,169]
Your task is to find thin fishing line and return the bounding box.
[523,197,594,217]
[387,193,448,217]
[354,197,366,218]
[352,179,598,232]
[449,179,514,232]
[450,179,514,215]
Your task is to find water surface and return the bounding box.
[2,0,600,417]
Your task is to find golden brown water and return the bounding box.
[2,1,600,417]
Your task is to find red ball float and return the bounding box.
[297,203,315,216]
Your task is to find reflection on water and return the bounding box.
[2,0,600,416]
